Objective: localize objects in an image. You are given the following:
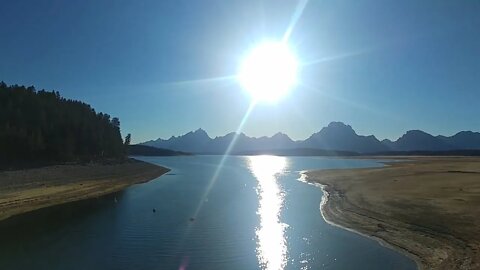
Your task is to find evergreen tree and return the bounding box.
[124,134,131,146]
[0,82,127,168]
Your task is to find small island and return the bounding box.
[0,83,169,221]
[306,157,480,270]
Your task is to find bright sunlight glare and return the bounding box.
[249,155,288,270]
[238,41,299,103]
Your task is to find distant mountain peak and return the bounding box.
[398,130,437,142]
[272,132,290,138]
[185,128,210,139]
[318,121,356,136]
[328,121,350,128]
[393,129,451,151]
[404,129,430,136]
[454,130,478,136]
[328,121,354,130]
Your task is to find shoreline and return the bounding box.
[0,159,169,222]
[318,183,424,269]
[300,171,423,268]
[305,157,480,270]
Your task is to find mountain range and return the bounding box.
[142,122,480,154]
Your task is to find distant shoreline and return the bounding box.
[0,159,169,222]
[306,157,480,270]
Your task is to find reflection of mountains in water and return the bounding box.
[143,122,480,154]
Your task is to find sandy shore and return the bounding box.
[0,159,169,221]
[306,157,480,270]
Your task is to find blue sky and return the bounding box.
[1,0,479,143]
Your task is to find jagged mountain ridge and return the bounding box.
[142,122,480,154]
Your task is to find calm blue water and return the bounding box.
[0,156,416,270]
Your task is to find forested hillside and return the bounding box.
[0,82,126,168]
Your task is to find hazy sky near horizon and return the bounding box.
[1,0,479,143]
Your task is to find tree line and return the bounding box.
[0,82,129,168]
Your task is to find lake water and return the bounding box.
[0,156,416,270]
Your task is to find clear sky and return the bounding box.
[1,0,479,143]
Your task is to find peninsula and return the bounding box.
[0,159,169,221]
[306,157,480,270]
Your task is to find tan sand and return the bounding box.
[306,157,480,270]
[0,159,169,221]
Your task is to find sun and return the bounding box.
[238,41,299,103]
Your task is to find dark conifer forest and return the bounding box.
[0,82,126,168]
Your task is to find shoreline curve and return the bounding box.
[304,157,480,270]
[0,158,169,222]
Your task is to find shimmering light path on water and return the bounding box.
[249,156,288,270]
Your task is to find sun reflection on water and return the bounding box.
[248,155,288,270]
